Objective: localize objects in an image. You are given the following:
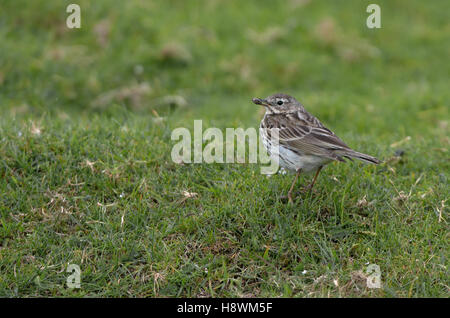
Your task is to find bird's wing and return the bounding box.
[264,114,352,161]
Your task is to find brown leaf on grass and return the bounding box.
[247,26,287,44]
[10,104,30,116]
[177,190,199,205]
[393,191,410,205]
[153,95,187,109]
[390,136,411,148]
[30,121,42,136]
[159,42,192,65]
[220,55,256,86]
[313,18,380,62]
[436,200,447,223]
[152,117,166,124]
[94,19,111,48]
[152,271,166,295]
[43,191,74,221]
[91,82,152,109]
[314,18,338,46]
[82,159,97,172]
[438,120,448,131]
[44,45,91,64]
[182,191,198,198]
[357,195,368,208]
[356,195,376,209]
[336,41,381,62]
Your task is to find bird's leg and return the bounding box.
[287,169,301,204]
[301,166,322,193]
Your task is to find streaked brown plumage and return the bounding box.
[253,93,381,203]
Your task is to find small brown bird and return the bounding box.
[253,93,381,204]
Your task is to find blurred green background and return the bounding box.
[0,0,448,297]
[2,0,448,122]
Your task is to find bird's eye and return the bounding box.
[277,100,284,105]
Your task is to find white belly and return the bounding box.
[262,133,330,173]
[278,145,330,173]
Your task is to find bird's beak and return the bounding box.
[252,97,269,107]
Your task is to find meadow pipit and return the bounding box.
[253,93,381,204]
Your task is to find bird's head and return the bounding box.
[252,93,303,114]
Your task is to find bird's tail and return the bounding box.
[343,150,381,164]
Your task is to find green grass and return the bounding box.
[0,0,448,297]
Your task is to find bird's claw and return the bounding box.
[280,194,295,204]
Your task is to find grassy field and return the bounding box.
[0,0,448,297]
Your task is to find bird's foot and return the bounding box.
[288,194,294,205]
[280,192,297,204]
